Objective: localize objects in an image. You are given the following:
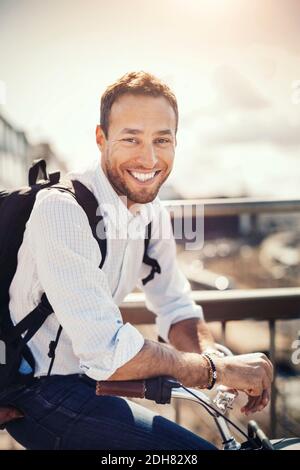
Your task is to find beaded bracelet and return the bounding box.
[202,353,217,390]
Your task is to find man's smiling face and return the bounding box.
[96,93,176,207]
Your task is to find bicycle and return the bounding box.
[95,345,300,450]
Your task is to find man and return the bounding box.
[1,72,273,450]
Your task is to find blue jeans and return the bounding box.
[0,374,217,450]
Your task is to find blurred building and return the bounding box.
[0,113,30,188]
[0,112,67,189]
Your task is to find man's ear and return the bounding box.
[95,125,106,151]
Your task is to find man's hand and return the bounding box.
[215,352,273,415]
[240,388,271,415]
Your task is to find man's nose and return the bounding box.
[137,144,158,168]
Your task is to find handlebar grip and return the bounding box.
[95,377,181,404]
[96,380,146,398]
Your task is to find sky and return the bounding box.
[1,0,300,197]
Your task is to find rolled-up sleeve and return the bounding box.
[137,205,204,342]
[28,190,144,380]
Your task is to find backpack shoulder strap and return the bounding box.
[50,179,107,269]
[141,222,161,286]
[72,180,107,269]
[28,158,60,186]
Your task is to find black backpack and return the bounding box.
[0,159,161,390]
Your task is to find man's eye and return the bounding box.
[121,138,137,144]
[155,138,171,145]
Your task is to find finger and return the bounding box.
[251,389,270,413]
[241,394,258,413]
[259,362,272,387]
[264,361,273,384]
[241,396,255,414]
[249,395,264,414]
[263,353,274,373]
[258,389,270,411]
[262,374,272,392]
[261,355,274,382]
[246,384,263,396]
[242,396,261,415]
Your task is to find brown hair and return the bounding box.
[100,71,178,137]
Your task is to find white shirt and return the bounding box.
[9,160,203,381]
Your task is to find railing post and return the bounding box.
[221,321,227,345]
[250,213,258,235]
[269,319,277,437]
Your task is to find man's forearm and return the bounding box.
[168,318,216,354]
[108,339,274,415]
[108,339,210,388]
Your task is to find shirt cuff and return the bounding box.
[156,305,204,343]
[81,323,145,381]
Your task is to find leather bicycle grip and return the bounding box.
[96,380,146,398]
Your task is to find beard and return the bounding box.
[103,156,170,204]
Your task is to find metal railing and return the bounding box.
[163,197,300,216]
